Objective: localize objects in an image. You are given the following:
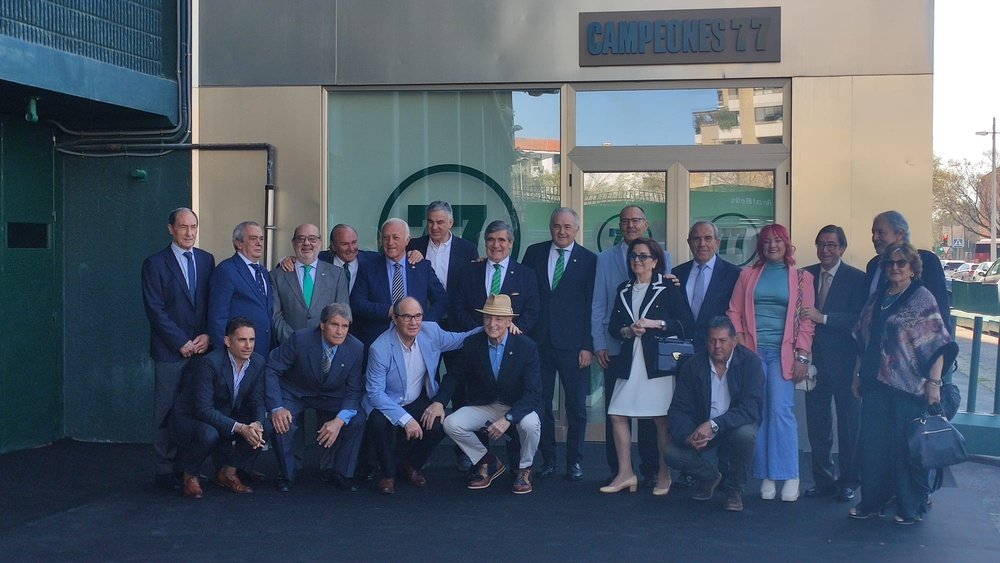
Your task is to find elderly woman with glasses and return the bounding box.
[849,242,958,524]
[601,237,693,495]
[727,223,815,502]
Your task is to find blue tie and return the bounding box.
[183,251,196,301]
[253,263,267,295]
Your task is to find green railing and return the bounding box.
[949,280,1000,456]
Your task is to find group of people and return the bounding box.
[142,202,957,522]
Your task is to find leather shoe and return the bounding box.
[214,468,253,494]
[804,485,838,498]
[181,473,203,499]
[468,457,506,490]
[377,477,395,495]
[276,478,291,493]
[535,463,556,479]
[237,469,266,483]
[329,474,360,492]
[399,464,427,487]
[566,462,583,482]
[723,490,744,512]
[836,487,856,502]
[512,467,533,494]
[692,472,722,501]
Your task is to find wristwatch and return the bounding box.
[709,420,719,434]
[795,354,811,365]
[659,319,666,329]
[505,413,514,422]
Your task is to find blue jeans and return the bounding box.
[753,345,799,480]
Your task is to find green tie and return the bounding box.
[302,264,314,307]
[552,248,566,289]
[343,263,351,285]
[490,263,503,295]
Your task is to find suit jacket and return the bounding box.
[667,344,764,445]
[174,348,267,436]
[450,258,540,333]
[591,242,673,356]
[318,249,378,296]
[522,241,597,351]
[264,327,364,412]
[865,249,951,329]
[672,256,741,349]
[407,234,479,292]
[350,256,448,345]
[141,245,215,362]
[434,332,541,424]
[270,260,350,343]
[208,253,276,354]
[607,273,694,379]
[363,322,480,425]
[805,261,867,382]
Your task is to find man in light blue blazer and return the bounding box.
[591,205,671,486]
[363,297,480,494]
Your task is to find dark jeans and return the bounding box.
[857,381,930,519]
[664,423,757,493]
[604,365,657,478]
[805,369,860,489]
[539,347,589,468]
[367,393,445,478]
[171,414,272,476]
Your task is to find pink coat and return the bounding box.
[727,265,815,380]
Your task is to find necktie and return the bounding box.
[391,263,405,304]
[490,263,503,295]
[322,345,334,374]
[182,251,196,301]
[817,271,832,311]
[302,264,314,307]
[343,262,352,286]
[690,263,706,320]
[253,264,266,295]
[552,248,566,289]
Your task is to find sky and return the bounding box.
[933,1,999,164]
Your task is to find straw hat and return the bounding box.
[475,294,518,317]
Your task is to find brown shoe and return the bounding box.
[214,467,253,494]
[692,471,722,501]
[512,467,533,495]
[181,472,203,499]
[377,477,396,495]
[467,458,506,490]
[724,490,744,512]
[399,464,427,487]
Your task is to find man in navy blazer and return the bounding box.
[265,303,366,492]
[363,297,480,494]
[209,221,275,355]
[350,218,447,346]
[141,207,215,490]
[522,208,596,481]
[672,221,741,350]
[450,220,540,335]
[407,201,480,300]
[170,317,270,498]
[799,225,867,502]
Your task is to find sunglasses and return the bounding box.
[628,252,655,263]
[881,259,910,269]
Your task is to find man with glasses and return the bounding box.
[799,225,867,502]
[270,224,350,344]
[363,297,481,494]
[591,205,672,486]
[209,221,276,355]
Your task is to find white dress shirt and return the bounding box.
[484,255,512,296]
[426,234,452,289]
[547,242,575,287]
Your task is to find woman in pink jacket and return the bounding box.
[727,224,815,502]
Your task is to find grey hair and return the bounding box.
[232,221,262,249]
[688,220,720,241]
[168,207,197,226]
[484,220,514,241]
[381,217,409,234]
[550,207,580,227]
[874,211,910,243]
[427,201,453,220]
[321,303,352,324]
[330,224,357,242]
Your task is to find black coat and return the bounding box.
[804,261,867,383]
[672,256,741,349]
[608,273,694,380]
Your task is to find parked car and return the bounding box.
[972,261,994,282]
[950,262,978,281]
[941,259,966,274]
[981,259,1000,285]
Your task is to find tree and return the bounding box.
[932,154,997,237]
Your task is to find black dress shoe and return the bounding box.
[804,485,838,498]
[836,487,856,502]
[673,472,696,489]
[566,463,583,482]
[536,463,557,479]
[329,474,360,492]
[276,478,291,493]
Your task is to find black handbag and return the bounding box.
[655,333,695,376]
[905,412,968,471]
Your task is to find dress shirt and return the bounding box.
[227,351,252,434]
[709,349,734,439]
[385,257,409,297]
[332,256,358,292]
[171,243,196,286]
[426,234,452,289]
[685,253,718,306]
[547,241,575,287]
[322,340,357,424]
[398,333,429,426]
[488,333,508,379]
[295,259,318,292]
[817,259,842,324]
[484,256,512,296]
[237,252,266,293]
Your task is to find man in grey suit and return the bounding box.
[591,204,671,485]
[271,223,350,344]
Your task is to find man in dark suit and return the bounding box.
[665,316,764,512]
[170,317,270,498]
[799,225,867,502]
[266,303,366,492]
[865,210,950,329]
[672,221,741,349]
[209,221,275,355]
[451,220,540,335]
[141,207,215,490]
[426,294,542,494]
[271,223,350,344]
[350,218,448,346]
[522,207,596,481]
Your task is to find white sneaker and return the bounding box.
[781,478,800,502]
[760,479,776,500]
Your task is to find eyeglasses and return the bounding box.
[394,313,424,322]
[293,235,321,244]
[628,252,654,263]
[881,259,910,269]
[619,218,646,225]
[815,242,842,250]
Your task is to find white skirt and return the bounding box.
[607,336,674,418]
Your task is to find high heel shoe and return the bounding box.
[652,480,672,496]
[760,479,776,500]
[600,475,638,494]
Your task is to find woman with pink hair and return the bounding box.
[727,224,815,502]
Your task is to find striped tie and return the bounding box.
[490,263,503,295]
[391,263,405,304]
[322,345,334,374]
[552,248,566,289]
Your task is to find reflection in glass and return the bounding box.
[689,171,775,267]
[582,172,666,254]
[693,87,784,145]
